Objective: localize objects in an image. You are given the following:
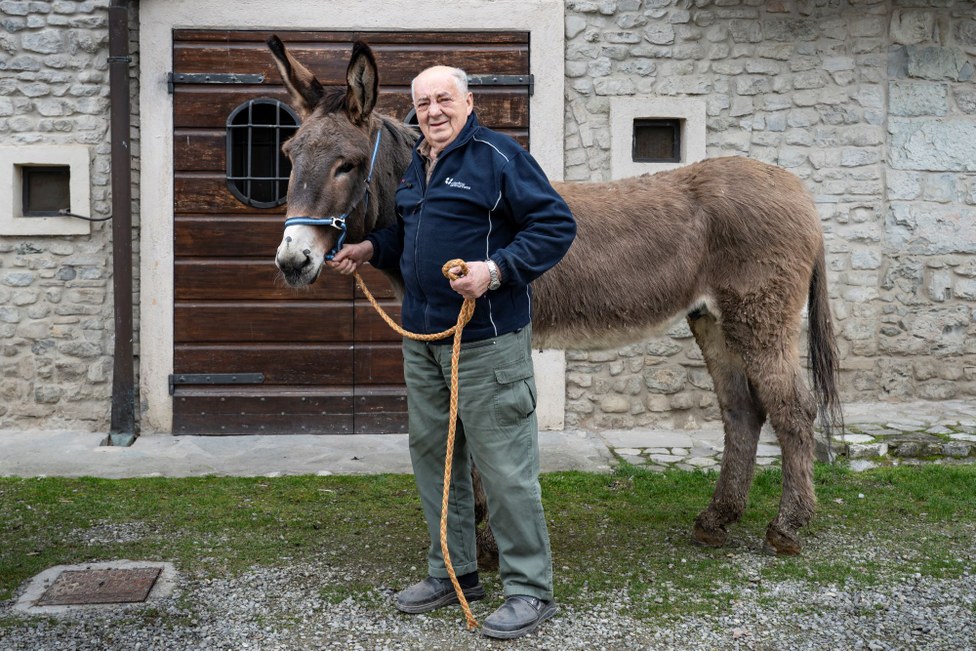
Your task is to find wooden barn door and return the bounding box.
[170,31,530,434]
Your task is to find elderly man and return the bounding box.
[331,64,575,640]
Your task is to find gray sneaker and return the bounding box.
[482,595,557,639]
[394,576,486,614]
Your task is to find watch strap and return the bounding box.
[486,259,501,290]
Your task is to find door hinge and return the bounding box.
[169,373,265,395]
[167,72,265,94]
[467,74,534,96]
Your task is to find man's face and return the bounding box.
[412,67,473,157]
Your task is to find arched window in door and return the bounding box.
[226,98,299,208]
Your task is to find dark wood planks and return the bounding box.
[172,388,356,435]
[172,30,528,435]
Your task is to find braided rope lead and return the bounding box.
[354,259,479,630]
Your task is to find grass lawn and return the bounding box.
[1,463,974,622]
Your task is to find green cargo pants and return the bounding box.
[402,324,553,601]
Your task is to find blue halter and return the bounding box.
[283,128,383,260]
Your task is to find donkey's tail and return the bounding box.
[807,243,844,449]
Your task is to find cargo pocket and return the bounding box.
[493,362,537,429]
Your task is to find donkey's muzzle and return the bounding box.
[276,238,319,286]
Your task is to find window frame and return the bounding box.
[225,98,300,209]
[609,97,706,179]
[0,145,91,236]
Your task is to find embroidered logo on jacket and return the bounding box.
[444,177,471,190]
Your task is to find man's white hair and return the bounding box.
[411,66,469,102]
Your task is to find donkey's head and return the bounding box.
[268,36,379,287]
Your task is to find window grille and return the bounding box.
[632,118,681,163]
[22,165,71,216]
[226,98,299,208]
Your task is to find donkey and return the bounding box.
[268,36,843,556]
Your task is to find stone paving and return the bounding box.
[1,401,973,480]
[595,399,976,472]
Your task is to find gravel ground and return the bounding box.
[2,554,973,651]
[3,485,975,651]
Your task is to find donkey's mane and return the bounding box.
[375,112,419,152]
[316,87,350,115]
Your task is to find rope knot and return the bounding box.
[441,258,468,281]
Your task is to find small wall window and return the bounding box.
[226,98,300,209]
[22,165,71,216]
[0,145,91,236]
[632,119,681,163]
[610,97,706,180]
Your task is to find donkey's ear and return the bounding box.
[267,35,323,118]
[345,40,378,125]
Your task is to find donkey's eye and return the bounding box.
[335,162,355,176]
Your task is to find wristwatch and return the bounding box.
[486,259,501,291]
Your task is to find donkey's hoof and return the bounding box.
[764,523,802,556]
[692,522,728,548]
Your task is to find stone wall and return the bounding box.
[0,0,139,431]
[563,0,976,430]
[2,0,974,435]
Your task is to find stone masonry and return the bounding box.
[0,0,139,431]
[0,0,974,435]
[563,0,976,431]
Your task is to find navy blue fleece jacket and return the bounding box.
[365,112,576,342]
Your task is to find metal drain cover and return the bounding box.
[37,567,162,606]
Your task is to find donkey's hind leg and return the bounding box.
[737,329,818,555]
[688,312,767,548]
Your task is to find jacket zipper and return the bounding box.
[410,135,469,333]
[414,168,430,332]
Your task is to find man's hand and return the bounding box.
[448,260,492,299]
[329,240,374,275]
